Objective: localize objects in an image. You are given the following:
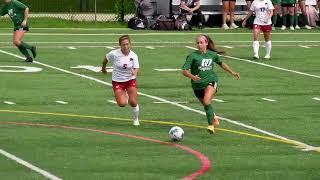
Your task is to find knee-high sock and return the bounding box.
[289,15,295,26]
[18,45,31,58]
[204,104,214,125]
[253,41,260,56]
[282,14,288,26]
[272,15,278,26]
[132,104,139,120]
[265,41,272,56]
[20,41,33,50]
[302,14,309,26]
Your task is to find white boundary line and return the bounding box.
[107,100,117,104]
[3,101,16,105]
[312,97,320,101]
[55,101,68,105]
[212,99,225,103]
[0,49,318,152]
[261,98,277,102]
[0,149,62,180]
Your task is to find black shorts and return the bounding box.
[281,3,295,7]
[193,82,218,99]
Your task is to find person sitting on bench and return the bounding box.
[180,0,204,28]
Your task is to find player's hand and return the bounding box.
[21,20,27,27]
[101,68,107,74]
[192,75,201,81]
[232,72,240,80]
[132,71,137,79]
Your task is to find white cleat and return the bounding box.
[230,23,239,29]
[281,25,286,30]
[264,55,271,60]
[295,25,300,29]
[253,55,259,60]
[290,26,295,30]
[305,25,312,29]
[222,24,229,30]
[133,119,140,126]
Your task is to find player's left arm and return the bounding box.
[219,63,240,80]
[22,7,29,27]
[132,56,140,78]
[266,1,274,23]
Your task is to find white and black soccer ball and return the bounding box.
[169,126,184,141]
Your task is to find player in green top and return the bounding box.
[182,34,240,134]
[0,0,36,62]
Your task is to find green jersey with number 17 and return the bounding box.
[182,50,223,90]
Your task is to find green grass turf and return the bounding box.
[0,28,320,179]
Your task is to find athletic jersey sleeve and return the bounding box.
[133,54,140,69]
[14,0,27,11]
[268,0,274,10]
[182,54,194,70]
[249,2,255,11]
[213,54,223,65]
[106,51,115,63]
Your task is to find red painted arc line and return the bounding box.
[1,122,211,179]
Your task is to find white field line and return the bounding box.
[1,33,320,36]
[145,46,155,49]
[3,101,16,105]
[1,49,318,152]
[153,101,188,104]
[221,55,320,79]
[212,98,225,103]
[55,101,68,105]
[154,68,181,72]
[105,46,115,50]
[261,98,277,102]
[299,45,311,48]
[107,100,117,104]
[185,46,198,50]
[67,46,77,50]
[222,46,233,49]
[0,149,62,180]
[312,97,320,101]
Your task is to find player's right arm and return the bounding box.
[101,57,109,74]
[182,54,201,82]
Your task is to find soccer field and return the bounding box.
[0,28,319,180]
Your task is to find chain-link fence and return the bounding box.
[21,0,135,22]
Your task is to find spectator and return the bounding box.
[222,0,239,29]
[180,0,204,28]
[271,0,281,30]
[281,0,296,30]
[295,0,312,29]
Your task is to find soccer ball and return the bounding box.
[169,126,184,141]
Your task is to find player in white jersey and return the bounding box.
[242,0,274,60]
[101,35,140,126]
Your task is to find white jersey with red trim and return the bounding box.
[250,0,274,25]
[106,49,140,82]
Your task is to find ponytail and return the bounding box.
[202,34,225,55]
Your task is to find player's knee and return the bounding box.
[129,99,137,107]
[117,102,127,107]
[13,40,21,47]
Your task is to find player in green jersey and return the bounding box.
[0,0,36,62]
[281,0,296,30]
[182,34,240,134]
[271,0,281,30]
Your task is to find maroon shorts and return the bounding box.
[112,79,138,91]
[253,24,272,33]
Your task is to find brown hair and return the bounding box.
[200,34,225,55]
[119,35,131,45]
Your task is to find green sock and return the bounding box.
[18,45,31,58]
[295,14,299,26]
[302,15,309,26]
[204,104,214,125]
[289,15,295,26]
[20,41,33,50]
[282,14,287,26]
[272,15,277,26]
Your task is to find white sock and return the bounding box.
[253,41,259,57]
[132,104,139,121]
[265,41,272,57]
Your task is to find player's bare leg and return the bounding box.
[253,27,261,59]
[264,32,272,59]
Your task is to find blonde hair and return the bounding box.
[199,34,225,55]
[119,35,131,45]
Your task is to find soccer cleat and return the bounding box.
[25,57,33,63]
[230,23,239,29]
[133,119,140,126]
[305,25,312,29]
[295,25,300,29]
[222,24,229,30]
[31,46,37,58]
[253,55,259,60]
[264,55,271,60]
[213,116,219,126]
[207,125,215,134]
[281,25,286,30]
[290,26,295,30]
